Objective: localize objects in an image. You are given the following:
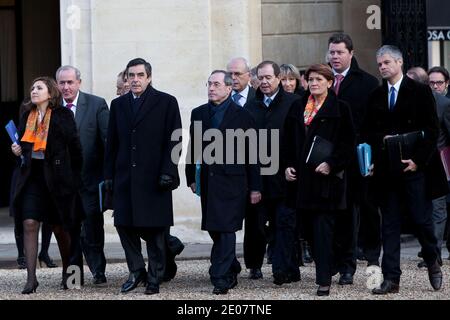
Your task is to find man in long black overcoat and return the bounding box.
[105,58,182,295]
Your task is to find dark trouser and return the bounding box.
[380,172,438,283]
[333,204,358,275]
[116,226,166,289]
[208,231,241,289]
[309,210,338,286]
[243,201,268,269]
[272,202,300,279]
[80,209,106,278]
[69,223,84,282]
[432,196,447,257]
[358,179,381,265]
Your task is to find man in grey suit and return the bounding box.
[227,57,256,107]
[56,65,109,285]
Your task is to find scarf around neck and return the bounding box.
[21,107,52,152]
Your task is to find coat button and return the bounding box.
[210,172,214,176]
[132,146,136,150]
[132,163,136,167]
[132,129,136,133]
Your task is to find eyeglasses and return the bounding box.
[229,71,249,77]
[430,81,446,86]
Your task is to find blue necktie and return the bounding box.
[265,97,272,107]
[389,87,396,111]
[232,93,242,106]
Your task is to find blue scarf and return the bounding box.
[208,96,232,129]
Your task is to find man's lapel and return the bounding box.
[74,91,88,130]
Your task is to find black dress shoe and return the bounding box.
[338,273,353,285]
[273,273,290,286]
[22,280,39,294]
[249,268,263,280]
[229,275,238,289]
[428,261,443,291]
[213,286,228,295]
[121,271,147,293]
[17,257,26,269]
[317,285,330,296]
[93,273,107,285]
[372,280,400,295]
[289,272,301,283]
[144,284,159,295]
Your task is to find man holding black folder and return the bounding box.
[364,45,447,294]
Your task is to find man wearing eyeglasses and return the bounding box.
[227,57,256,107]
[185,70,261,294]
[428,66,450,99]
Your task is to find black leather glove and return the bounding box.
[158,174,179,191]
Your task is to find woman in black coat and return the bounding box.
[11,77,83,294]
[284,64,355,296]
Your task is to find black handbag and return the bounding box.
[384,131,424,174]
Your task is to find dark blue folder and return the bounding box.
[5,120,19,143]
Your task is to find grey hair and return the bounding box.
[376,45,403,61]
[55,65,81,80]
[210,70,233,86]
[280,64,301,80]
[227,57,251,72]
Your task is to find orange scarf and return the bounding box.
[21,108,52,152]
[304,94,327,126]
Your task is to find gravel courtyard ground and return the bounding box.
[1,258,449,301]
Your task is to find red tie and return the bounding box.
[334,74,344,95]
[66,103,74,109]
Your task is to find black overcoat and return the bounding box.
[104,86,182,227]
[185,102,261,232]
[284,90,356,211]
[363,76,448,201]
[245,85,301,199]
[12,106,84,229]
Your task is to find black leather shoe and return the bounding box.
[317,285,330,296]
[273,273,290,286]
[338,273,353,285]
[428,261,443,291]
[93,273,107,285]
[121,271,147,293]
[249,268,263,280]
[289,272,301,283]
[417,260,427,269]
[213,286,228,295]
[17,257,26,269]
[372,280,400,294]
[22,280,39,294]
[144,284,159,295]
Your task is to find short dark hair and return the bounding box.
[328,33,354,52]
[29,77,61,109]
[305,64,334,82]
[210,70,233,86]
[428,66,450,82]
[126,58,152,77]
[256,61,280,77]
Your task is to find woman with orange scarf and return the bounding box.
[283,64,355,296]
[11,77,83,294]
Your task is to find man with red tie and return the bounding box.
[327,33,379,285]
